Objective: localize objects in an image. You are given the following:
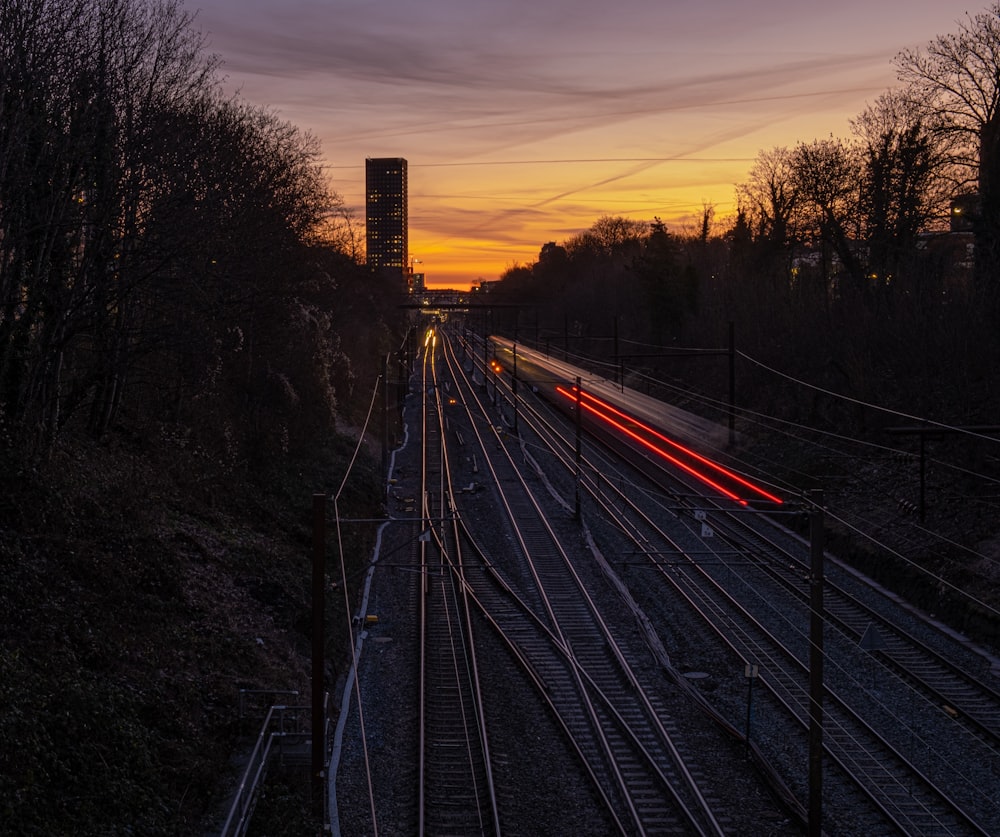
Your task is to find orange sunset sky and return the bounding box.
[193,0,972,289]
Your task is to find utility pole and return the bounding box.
[482,333,489,392]
[574,376,582,520]
[885,423,1000,523]
[728,322,736,446]
[808,489,825,837]
[613,315,620,389]
[381,354,389,495]
[512,341,519,436]
[744,663,759,756]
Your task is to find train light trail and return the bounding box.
[556,385,782,506]
[578,389,783,505]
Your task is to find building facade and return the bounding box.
[365,157,408,279]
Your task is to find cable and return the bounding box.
[576,342,1000,585]
[333,372,383,837]
[737,350,1000,446]
[822,504,1000,621]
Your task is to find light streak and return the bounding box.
[557,385,782,506]
[578,389,783,504]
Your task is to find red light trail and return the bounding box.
[557,385,782,506]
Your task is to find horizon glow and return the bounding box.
[193,0,971,289]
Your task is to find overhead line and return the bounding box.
[324,156,755,170]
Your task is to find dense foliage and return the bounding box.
[0,1,406,834]
[0,0,404,460]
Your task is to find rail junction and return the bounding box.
[330,324,1000,836]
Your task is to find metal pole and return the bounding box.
[407,324,413,377]
[311,493,327,822]
[808,489,825,837]
[919,429,926,524]
[728,321,736,446]
[381,354,389,493]
[574,376,582,521]
[613,315,619,387]
[744,663,758,757]
[512,341,519,437]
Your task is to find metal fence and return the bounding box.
[218,691,330,837]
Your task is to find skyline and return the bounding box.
[193,1,971,289]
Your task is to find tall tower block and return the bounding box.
[365,157,408,279]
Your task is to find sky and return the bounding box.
[192,0,972,289]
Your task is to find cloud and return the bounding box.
[191,0,967,285]
[205,14,892,166]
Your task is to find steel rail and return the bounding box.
[441,329,726,837]
[483,337,995,835]
[430,331,502,837]
[418,327,501,836]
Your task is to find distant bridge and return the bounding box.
[400,289,518,310]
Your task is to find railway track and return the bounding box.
[707,508,1000,744]
[418,333,500,836]
[432,327,738,835]
[472,329,1000,835]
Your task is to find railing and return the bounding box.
[219,692,331,837]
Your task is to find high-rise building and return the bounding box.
[365,157,408,279]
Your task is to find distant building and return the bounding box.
[366,157,408,279]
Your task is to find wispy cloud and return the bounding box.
[193,0,967,284]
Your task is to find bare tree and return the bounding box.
[0,0,221,447]
[791,137,865,295]
[321,202,365,262]
[896,3,1000,299]
[0,0,358,461]
[850,89,949,287]
[565,215,648,262]
[735,146,800,247]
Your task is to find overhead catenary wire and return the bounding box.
[521,337,1000,590]
[623,344,1000,481]
[822,504,1000,623]
[695,350,1000,578]
[622,343,1000,506]
[331,372,384,837]
[737,350,1000,446]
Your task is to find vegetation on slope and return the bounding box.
[0,426,389,835]
[6,3,1000,834]
[0,3,406,832]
